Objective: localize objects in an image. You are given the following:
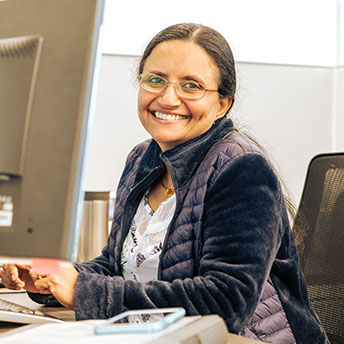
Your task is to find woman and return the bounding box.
[0,23,327,343]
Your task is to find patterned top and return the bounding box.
[121,190,176,283]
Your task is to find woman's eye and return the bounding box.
[181,81,202,92]
[148,77,164,85]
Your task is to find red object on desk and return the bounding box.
[30,258,61,275]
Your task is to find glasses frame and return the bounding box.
[138,73,218,100]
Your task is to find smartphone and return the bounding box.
[94,307,186,335]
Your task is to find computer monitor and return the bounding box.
[0,0,105,268]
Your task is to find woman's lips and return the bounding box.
[152,111,188,121]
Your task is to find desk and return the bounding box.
[0,290,259,343]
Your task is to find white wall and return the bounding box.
[101,0,339,67]
[83,55,148,194]
[338,67,344,149]
[83,55,340,204]
[339,0,344,65]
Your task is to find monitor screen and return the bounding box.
[0,0,105,266]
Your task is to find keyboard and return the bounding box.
[0,298,64,324]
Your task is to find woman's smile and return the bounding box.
[151,110,189,121]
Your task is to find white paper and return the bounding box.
[0,196,13,227]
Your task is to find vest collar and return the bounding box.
[135,116,234,189]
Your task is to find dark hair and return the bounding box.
[138,23,236,111]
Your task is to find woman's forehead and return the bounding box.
[143,40,220,83]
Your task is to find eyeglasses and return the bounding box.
[138,73,218,100]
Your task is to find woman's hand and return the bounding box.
[0,264,40,293]
[34,265,78,309]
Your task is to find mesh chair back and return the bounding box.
[294,153,344,344]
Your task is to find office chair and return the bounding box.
[293,153,344,344]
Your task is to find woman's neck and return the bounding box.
[148,170,174,211]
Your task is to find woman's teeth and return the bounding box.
[154,111,184,121]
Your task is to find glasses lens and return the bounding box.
[140,74,166,92]
[178,81,205,99]
[139,74,206,99]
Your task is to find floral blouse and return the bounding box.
[121,190,176,283]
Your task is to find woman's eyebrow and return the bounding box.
[146,71,168,78]
[182,75,205,83]
[144,71,207,84]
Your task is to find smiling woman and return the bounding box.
[137,39,232,152]
[0,23,328,344]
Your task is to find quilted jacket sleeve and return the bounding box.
[27,143,147,309]
[73,153,287,333]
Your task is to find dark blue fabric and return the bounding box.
[29,117,328,343]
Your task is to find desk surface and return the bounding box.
[0,289,259,343]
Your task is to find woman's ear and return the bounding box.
[215,97,233,119]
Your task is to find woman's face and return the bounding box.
[138,40,232,152]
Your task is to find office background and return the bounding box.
[82,0,344,205]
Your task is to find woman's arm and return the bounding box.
[27,245,115,306]
[27,144,148,307]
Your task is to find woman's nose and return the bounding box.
[159,83,181,107]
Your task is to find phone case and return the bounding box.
[94,307,185,335]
